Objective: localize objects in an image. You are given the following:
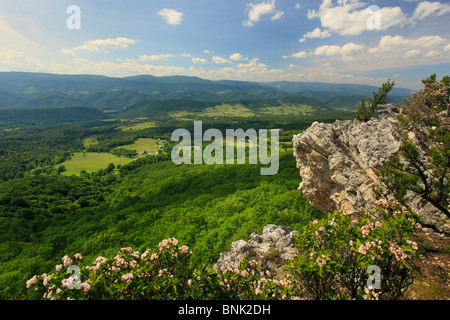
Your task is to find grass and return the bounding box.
[168,102,317,120]
[119,121,157,131]
[260,104,315,115]
[118,138,161,154]
[169,104,255,119]
[60,152,135,175]
[83,137,98,148]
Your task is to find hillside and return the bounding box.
[0,107,108,125]
[0,72,413,113]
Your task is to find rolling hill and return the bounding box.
[0,72,413,113]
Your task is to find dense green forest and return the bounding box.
[0,107,359,299]
[0,149,323,299]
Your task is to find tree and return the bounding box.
[378,74,449,219]
[57,165,66,174]
[354,80,395,122]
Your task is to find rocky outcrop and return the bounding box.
[292,106,449,233]
[214,224,298,272]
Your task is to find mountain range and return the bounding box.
[0,72,414,123]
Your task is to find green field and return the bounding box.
[169,103,255,119]
[119,121,157,131]
[168,102,317,120]
[260,104,315,115]
[60,152,135,175]
[119,138,161,154]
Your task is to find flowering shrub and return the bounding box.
[288,200,422,300]
[25,238,293,300]
[403,73,450,125]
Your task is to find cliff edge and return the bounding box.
[292,106,449,234]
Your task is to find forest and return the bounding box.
[0,108,356,299]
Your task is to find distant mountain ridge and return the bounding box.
[0,72,413,115]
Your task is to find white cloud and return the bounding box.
[405,49,421,58]
[236,58,266,70]
[179,53,191,57]
[139,54,173,61]
[314,45,341,56]
[203,50,210,54]
[340,43,366,55]
[212,56,231,64]
[230,53,247,61]
[295,3,301,9]
[299,27,332,42]
[425,50,440,57]
[86,37,137,49]
[243,0,276,26]
[271,10,284,21]
[61,37,138,55]
[307,0,407,36]
[445,44,450,52]
[192,57,208,64]
[411,1,450,22]
[369,35,447,54]
[158,8,183,25]
[291,51,309,59]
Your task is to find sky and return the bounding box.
[0,0,449,90]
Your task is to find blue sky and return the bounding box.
[0,0,449,89]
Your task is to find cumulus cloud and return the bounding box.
[291,51,309,59]
[307,0,407,36]
[61,37,138,55]
[368,35,447,55]
[410,1,450,22]
[243,0,277,26]
[230,53,247,61]
[192,57,208,64]
[271,10,284,21]
[313,45,342,56]
[405,49,421,58]
[212,56,231,64]
[299,27,332,42]
[288,42,365,63]
[158,8,183,25]
[139,54,173,61]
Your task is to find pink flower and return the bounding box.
[180,245,190,254]
[121,273,133,282]
[26,275,37,289]
[80,281,91,293]
[62,255,72,268]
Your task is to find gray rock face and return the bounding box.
[214,225,298,272]
[292,107,449,233]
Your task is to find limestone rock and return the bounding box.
[292,107,449,233]
[214,224,298,272]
